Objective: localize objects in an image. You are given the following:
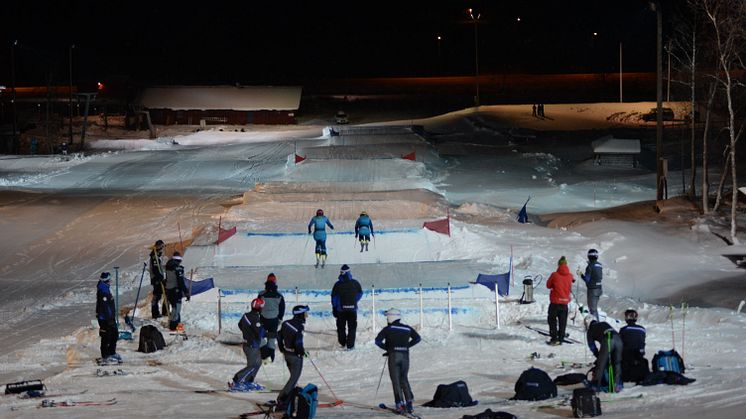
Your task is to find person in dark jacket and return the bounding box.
[149,239,166,319]
[165,251,190,331]
[308,209,334,268]
[585,315,623,392]
[546,256,574,345]
[331,264,363,350]
[354,211,375,252]
[620,309,649,383]
[276,305,309,409]
[257,273,285,363]
[231,298,267,391]
[375,308,421,414]
[96,272,119,361]
[579,248,603,319]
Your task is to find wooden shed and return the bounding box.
[591,135,641,168]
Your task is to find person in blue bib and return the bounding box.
[308,209,334,268]
[354,211,374,252]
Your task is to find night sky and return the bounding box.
[2,1,663,86]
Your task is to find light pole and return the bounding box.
[68,44,74,149]
[436,35,442,75]
[467,8,481,107]
[651,1,664,203]
[10,40,18,154]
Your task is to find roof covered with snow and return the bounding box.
[591,135,641,154]
[138,85,302,111]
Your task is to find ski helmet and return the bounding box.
[100,272,111,281]
[251,297,265,311]
[583,314,597,330]
[360,211,367,216]
[292,305,310,316]
[316,209,324,216]
[155,239,165,248]
[385,308,401,324]
[587,249,599,259]
[267,273,277,283]
[172,251,182,262]
[624,309,638,322]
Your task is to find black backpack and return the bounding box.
[423,380,479,408]
[138,325,165,353]
[571,388,602,417]
[462,409,517,419]
[512,367,557,401]
[651,349,685,374]
[283,383,318,419]
[622,354,650,384]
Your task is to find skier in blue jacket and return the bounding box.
[354,211,375,252]
[331,264,363,349]
[96,272,119,362]
[308,209,334,268]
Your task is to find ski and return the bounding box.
[378,403,422,419]
[95,357,123,366]
[524,325,581,344]
[237,400,342,418]
[40,398,117,407]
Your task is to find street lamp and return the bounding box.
[436,35,443,75]
[467,8,481,107]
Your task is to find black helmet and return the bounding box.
[316,209,324,216]
[624,309,638,322]
[155,239,165,249]
[587,249,599,259]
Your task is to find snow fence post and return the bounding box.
[371,285,376,331]
[419,283,424,330]
[495,285,501,329]
[295,286,299,304]
[447,282,453,331]
[114,266,120,329]
[217,289,222,335]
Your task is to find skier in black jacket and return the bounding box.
[257,273,285,362]
[331,264,363,349]
[375,308,421,414]
[619,309,649,383]
[149,239,166,319]
[276,305,309,409]
[585,315,623,392]
[96,272,119,362]
[164,252,190,331]
[231,298,267,391]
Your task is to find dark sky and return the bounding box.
[2,0,662,86]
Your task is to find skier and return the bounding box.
[257,273,285,363]
[375,308,421,414]
[584,315,623,393]
[619,309,648,383]
[95,272,119,363]
[230,297,267,391]
[546,255,574,345]
[354,211,375,252]
[149,239,166,319]
[308,209,334,268]
[331,264,363,350]
[164,251,190,331]
[578,248,603,319]
[276,305,310,410]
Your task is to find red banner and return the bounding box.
[216,226,237,245]
[402,151,416,161]
[423,217,450,236]
[295,154,306,164]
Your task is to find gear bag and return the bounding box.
[571,387,602,417]
[284,383,318,419]
[423,380,479,408]
[651,349,685,374]
[511,367,557,401]
[137,325,166,353]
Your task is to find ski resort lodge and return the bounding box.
[137,85,302,125]
[591,135,641,168]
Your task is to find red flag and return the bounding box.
[216,226,237,245]
[423,217,450,236]
[295,154,306,164]
[402,151,416,161]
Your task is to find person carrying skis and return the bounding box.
[331,264,363,350]
[96,272,119,363]
[230,297,267,391]
[164,251,190,331]
[308,209,334,268]
[546,255,574,345]
[375,308,421,414]
[276,305,310,410]
[257,272,285,363]
[619,309,648,383]
[578,248,603,319]
[584,315,623,393]
[149,239,166,319]
[354,211,374,252]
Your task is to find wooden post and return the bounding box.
[419,283,424,330]
[447,282,452,331]
[495,286,501,329]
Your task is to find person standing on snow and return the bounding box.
[257,272,285,363]
[96,272,119,362]
[276,305,310,410]
[375,308,421,414]
[165,251,190,331]
[331,264,363,350]
[546,256,574,345]
[149,239,167,319]
[578,248,603,319]
[585,315,623,393]
[354,211,375,252]
[308,209,334,268]
[619,309,648,383]
[230,297,267,391]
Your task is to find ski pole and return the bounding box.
[114,266,120,330]
[668,305,675,350]
[126,262,148,330]
[682,301,688,361]
[308,353,341,403]
[374,356,387,400]
[607,332,614,393]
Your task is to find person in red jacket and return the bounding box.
[546,256,575,345]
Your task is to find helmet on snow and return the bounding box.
[624,309,638,322]
[251,297,265,311]
[316,209,324,216]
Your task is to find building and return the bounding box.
[137,85,302,125]
[591,135,641,168]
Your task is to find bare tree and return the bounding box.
[701,82,717,213]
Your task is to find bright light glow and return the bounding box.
[437,35,442,40]
[593,32,598,36]
[97,82,104,90]
[516,17,521,22]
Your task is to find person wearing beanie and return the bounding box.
[276,305,310,409]
[230,298,267,391]
[149,239,167,319]
[257,273,285,363]
[164,251,190,331]
[375,308,421,414]
[95,272,119,362]
[354,211,375,252]
[578,248,603,319]
[619,309,649,383]
[546,255,575,345]
[308,209,334,268]
[584,315,623,393]
[331,264,363,350]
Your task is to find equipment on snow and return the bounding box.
[511,367,557,401]
[377,403,423,419]
[571,387,601,417]
[4,379,44,394]
[651,349,685,374]
[40,398,117,407]
[462,409,518,419]
[519,274,543,304]
[124,262,148,331]
[138,325,166,353]
[283,383,318,418]
[422,380,479,408]
[524,325,580,344]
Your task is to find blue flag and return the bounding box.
[474,273,510,296]
[517,196,530,223]
[188,278,215,296]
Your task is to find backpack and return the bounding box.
[284,383,318,419]
[462,409,517,419]
[137,325,165,353]
[622,355,650,384]
[651,349,685,374]
[511,367,557,401]
[553,373,587,386]
[422,380,479,408]
[571,388,602,417]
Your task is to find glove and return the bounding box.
[382,352,389,357]
[304,351,310,358]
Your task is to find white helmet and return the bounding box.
[385,308,401,324]
[583,314,597,330]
